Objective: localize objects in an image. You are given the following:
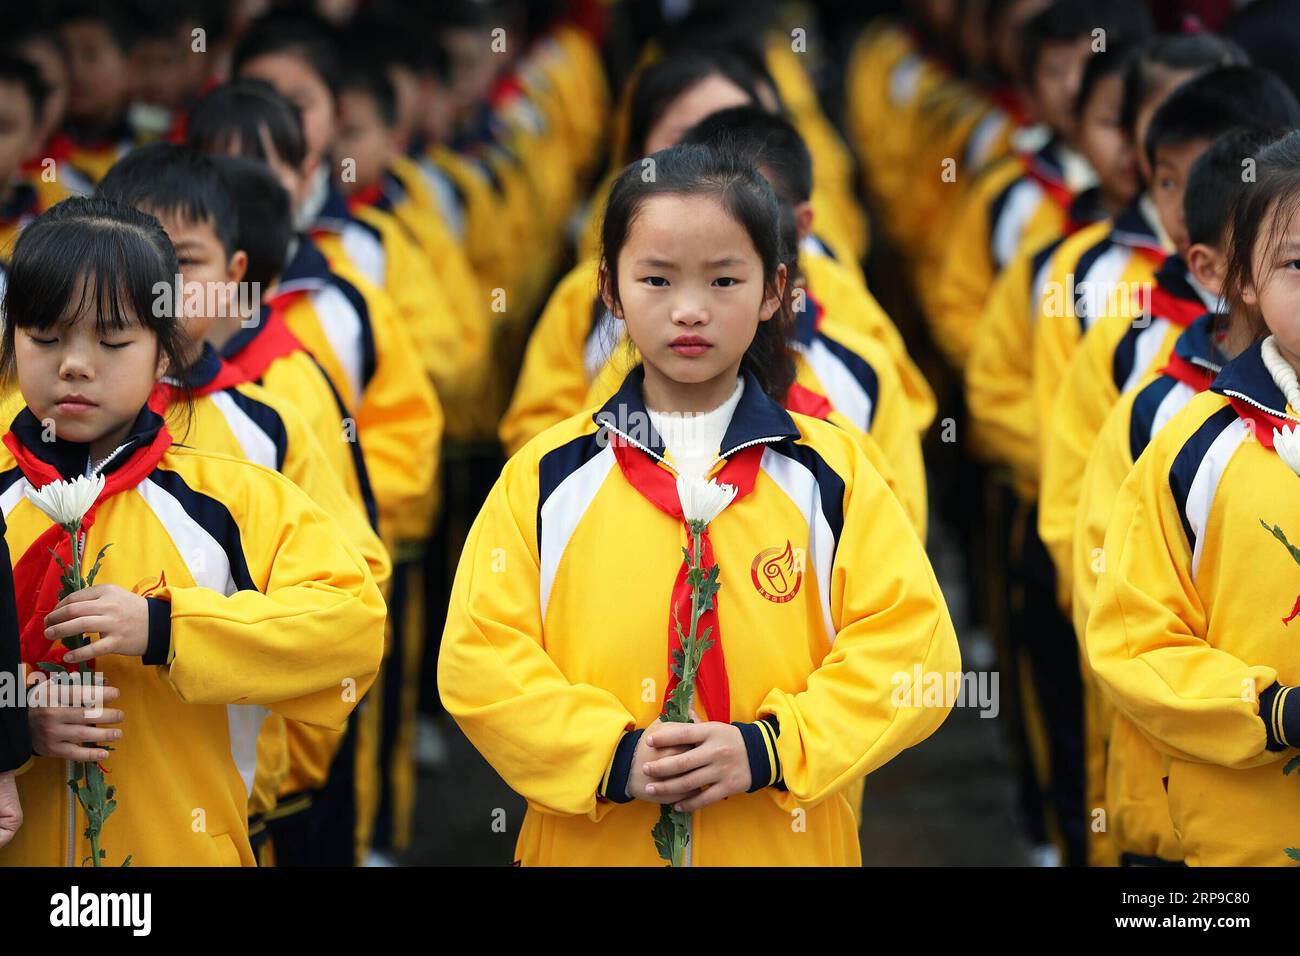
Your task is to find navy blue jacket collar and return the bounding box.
[10,404,166,481]
[170,341,224,389]
[1211,340,1289,417]
[792,290,823,348]
[1110,198,1162,252]
[593,364,801,464]
[315,182,354,230]
[1173,312,1227,375]
[279,234,333,289]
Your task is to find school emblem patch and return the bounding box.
[132,570,168,598]
[751,541,802,603]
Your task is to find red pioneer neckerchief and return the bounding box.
[1160,350,1218,392]
[785,381,833,419]
[1225,395,1291,450]
[607,434,767,724]
[3,424,173,666]
[1145,282,1208,330]
[1018,152,1073,213]
[220,289,309,383]
[346,182,385,214]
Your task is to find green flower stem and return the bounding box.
[58,524,118,867]
[655,523,709,866]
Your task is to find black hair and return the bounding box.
[599,143,794,403]
[0,53,48,125]
[1223,131,1300,347]
[1074,39,1138,118]
[97,142,239,258]
[1144,65,1300,170]
[186,78,308,170]
[1020,0,1152,89]
[1185,127,1285,249]
[624,49,767,162]
[1119,32,1249,136]
[3,10,67,62]
[0,197,193,406]
[55,0,136,52]
[338,55,397,128]
[680,106,812,204]
[231,9,342,100]
[123,0,204,42]
[210,154,292,289]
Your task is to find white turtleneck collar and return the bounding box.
[646,376,745,479]
[1262,335,1300,414]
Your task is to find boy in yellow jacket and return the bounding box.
[1085,130,1300,861]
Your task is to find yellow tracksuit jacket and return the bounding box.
[1086,340,1300,866]
[439,364,959,866]
[153,346,390,823]
[312,184,473,401]
[0,405,385,867]
[765,38,868,262]
[377,156,494,442]
[1032,197,1170,434]
[966,191,1110,498]
[275,237,443,547]
[929,134,1083,374]
[1038,257,1220,604]
[1072,314,1224,864]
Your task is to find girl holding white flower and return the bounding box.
[0,197,386,866]
[1086,131,1300,865]
[439,144,960,866]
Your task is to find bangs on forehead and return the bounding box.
[4,217,171,334]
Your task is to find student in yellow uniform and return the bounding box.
[440,143,958,866]
[332,58,490,445]
[1031,33,1247,434]
[846,3,955,255]
[1038,67,1300,601]
[0,56,70,265]
[966,41,1140,501]
[227,19,464,399]
[928,0,1149,375]
[185,83,443,861]
[1,197,385,867]
[97,144,393,867]
[1085,131,1300,865]
[1071,129,1278,867]
[52,3,139,189]
[962,43,1146,868]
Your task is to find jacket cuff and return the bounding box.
[1260,682,1300,751]
[598,729,642,803]
[143,598,172,666]
[734,715,783,792]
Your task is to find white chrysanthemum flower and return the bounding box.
[676,475,737,528]
[1275,426,1300,478]
[24,473,105,530]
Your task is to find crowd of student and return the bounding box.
[0,0,1298,868]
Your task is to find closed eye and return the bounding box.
[27,334,57,345]
[101,340,132,350]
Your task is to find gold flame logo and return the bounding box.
[751,540,801,603]
[132,570,168,598]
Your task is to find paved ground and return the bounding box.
[401,504,1035,866]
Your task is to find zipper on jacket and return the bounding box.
[1222,388,1300,424]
